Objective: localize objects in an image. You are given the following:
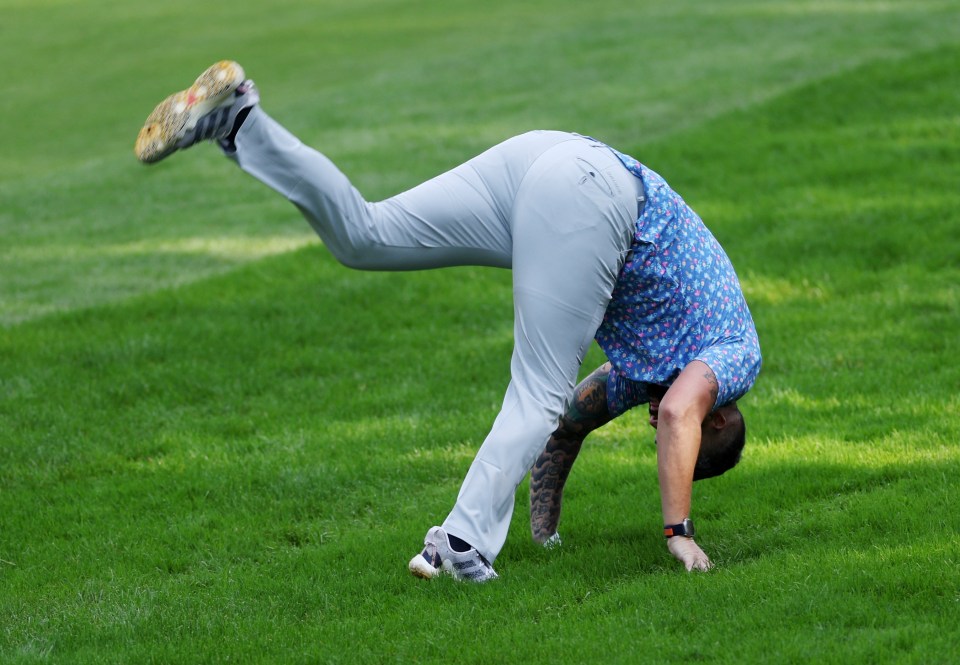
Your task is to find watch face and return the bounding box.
[682,518,696,537]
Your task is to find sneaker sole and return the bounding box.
[135,60,245,164]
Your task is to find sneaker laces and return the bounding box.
[180,80,260,150]
[187,106,235,144]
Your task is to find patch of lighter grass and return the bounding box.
[872,280,959,309]
[403,440,483,466]
[763,386,842,409]
[8,235,315,263]
[740,273,831,306]
[0,234,316,326]
[755,429,958,470]
[709,0,956,16]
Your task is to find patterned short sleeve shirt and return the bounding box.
[594,147,762,413]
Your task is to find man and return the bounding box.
[135,61,761,582]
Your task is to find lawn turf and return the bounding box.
[1,1,959,663]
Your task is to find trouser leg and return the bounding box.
[231,107,522,269]
[442,139,639,564]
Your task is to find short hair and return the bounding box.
[693,416,746,481]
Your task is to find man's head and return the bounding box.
[693,404,745,480]
[647,399,747,480]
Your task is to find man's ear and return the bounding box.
[708,404,739,430]
[709,410,728,429]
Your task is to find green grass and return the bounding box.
[2,0,959,663]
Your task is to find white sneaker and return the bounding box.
[542,532,562,549]
[135,60,259,163]
[408,526,499,583]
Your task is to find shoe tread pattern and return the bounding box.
[135,60,244,163]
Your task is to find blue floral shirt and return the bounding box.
[595,147,762,412]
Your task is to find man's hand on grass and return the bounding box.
[667,536,713,572]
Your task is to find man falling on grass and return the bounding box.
[135,61,761,582]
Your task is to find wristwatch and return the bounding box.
[664,518,696,538]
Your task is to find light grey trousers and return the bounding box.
[232,107,641,563]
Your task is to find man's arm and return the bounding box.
[529,363,613,543]
[656,360,718,571]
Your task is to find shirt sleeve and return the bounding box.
[695,332,762,408]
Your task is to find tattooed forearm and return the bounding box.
[530,433,582,543]
[529,363,614,543]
